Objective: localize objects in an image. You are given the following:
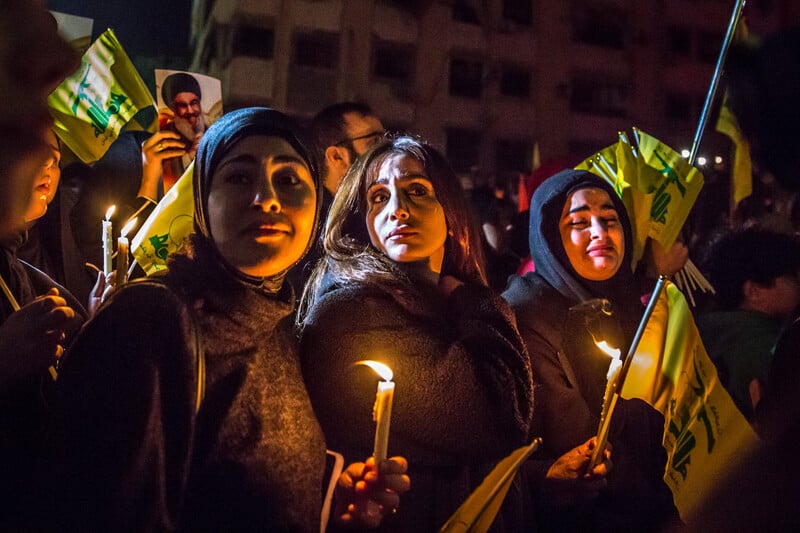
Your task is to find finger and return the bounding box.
[19,294,63,315]
[95,269,106,288]
[380,473,411,494]
[381,456,409,474]
[153,148,187,161]
[343,461,366,482]
[45,287,60,297]
[153,130,183,141]
[38,305,76,330]
[143,131,181,149]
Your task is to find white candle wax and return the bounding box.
[102,219,113,275]
[115,236,129,287]
[590,342,622,469]
[599,357,622,426]
[373,380,395,463]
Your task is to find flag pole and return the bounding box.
[589,276,669,469]
[688,0,747,166]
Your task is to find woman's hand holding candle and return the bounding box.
[334,456,410,528]
[544,437,612,506]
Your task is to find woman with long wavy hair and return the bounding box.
[298,135,536,530]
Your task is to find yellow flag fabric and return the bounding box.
[715,93,753,205]
[634,130,704,249]
[131,163,194,275]
[440,438,541,533]
[48,29,156,163]
[577,130,704,264]
[621,282,758,520]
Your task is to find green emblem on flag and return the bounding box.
[48,29,156,163]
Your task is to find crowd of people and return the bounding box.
[2,1,800,531]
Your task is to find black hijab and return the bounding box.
[529,169,636,306]
[191,107,322,290]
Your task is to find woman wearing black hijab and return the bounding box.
[37,108,407,531]
[503,169,678,532]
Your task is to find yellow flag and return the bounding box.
[634,130,704,249]
[48,29,156,163]
[577,130,703,263]
[621,282,758,520]
[131,162,194,275]
[715,93,753,205]
[440,438,541,533]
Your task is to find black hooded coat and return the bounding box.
[37,108,327,532]
[502,169,678,532]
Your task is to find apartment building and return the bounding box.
[188,0,738,183]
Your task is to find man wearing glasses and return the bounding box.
[310,102,385,199]
[286,103,384,294]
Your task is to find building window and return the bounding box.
[446,128,482,173]
[571,3,628,49]
[232,25,275,59]
[293,31,339,69]
[495,138,532,173]
[449,58,483,99]
[569,76,629,116]
[373,41,415,82]
[503,0,533,26]
[453,0,480,24]
[665,92,693,121]
[500,66,531,98]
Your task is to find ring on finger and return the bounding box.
[157,142,163,150]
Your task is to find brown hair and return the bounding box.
[298,135,487,323]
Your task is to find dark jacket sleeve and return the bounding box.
[36,281,200,532]
[301,282,533,465]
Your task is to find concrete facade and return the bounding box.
[189,0,739,182]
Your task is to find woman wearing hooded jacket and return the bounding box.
[502,169,679,532]
[36,108,407,532]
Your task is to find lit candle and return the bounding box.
[590,341,622,469]
[102,205,116,275]
[357,360,395,464]
[115,217,138,287]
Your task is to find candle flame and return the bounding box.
[357,360,393,381]
[120,217,138,238]
[105,205,116,220]
[596,341,621,360]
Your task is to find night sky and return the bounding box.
[48,0,193,65]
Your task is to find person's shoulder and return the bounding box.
[502,272,559,309]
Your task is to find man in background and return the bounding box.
[287,102,385,293]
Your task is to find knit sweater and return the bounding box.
[38,248,326,532]
[301,274,533,531]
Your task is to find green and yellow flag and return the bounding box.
[621,282,758,520]
[715,93,752,205]
[577,129,704,266]
[48,29,156,163]
[131,162,194,275]
[441,438,541,533]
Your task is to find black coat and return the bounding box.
[504,273,677,532]
[301,274,534,532]
[0,243,87,529]
[37,248,327,532]
[502,169,678,532]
